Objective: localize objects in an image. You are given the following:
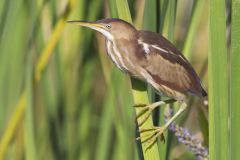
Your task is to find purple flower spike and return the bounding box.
[164,107,209,160]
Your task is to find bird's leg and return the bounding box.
[138,102,187,149]
[134,99,176,126]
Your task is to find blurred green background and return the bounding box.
[0,0,238,160]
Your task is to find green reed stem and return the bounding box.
[115,0,161,159]
[209,0,229,159]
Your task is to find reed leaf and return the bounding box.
[115,0,160,159]
[183,0,205,59]
[230,0,240,159]
[209,0,229,159]
[24,47,36,160]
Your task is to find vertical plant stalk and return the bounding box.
[209,0,229,159]
[0,0,76,159]
[24,43,36,160]
[183,0,205,59]
[230,0,240,159]
[115,0,160,159]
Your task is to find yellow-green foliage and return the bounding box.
[3,0,238,160]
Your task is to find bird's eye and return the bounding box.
[105,24,111,29]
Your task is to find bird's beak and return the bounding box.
[67,20,104,30]
[67,20,114,40]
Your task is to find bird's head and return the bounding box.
[67,18,137,41]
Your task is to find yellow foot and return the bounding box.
[134,101,166,126]
[137,126,166,149]
[134,99,176,126]
[135,101,187,150]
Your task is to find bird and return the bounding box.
[67,18,207,146]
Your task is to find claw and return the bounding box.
[145,138,158,150]
[160,134,165,143]
[136,107,149,119]
[139,127,158,133]
[133,104,147,108]
[137,111,152,126]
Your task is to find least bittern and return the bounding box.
[67,18,207,146]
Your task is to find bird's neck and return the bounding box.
[106,37,139,68]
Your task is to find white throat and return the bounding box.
[90,26,114,41]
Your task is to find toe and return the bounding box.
[133,104,147,107]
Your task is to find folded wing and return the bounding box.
[139,31,207,97]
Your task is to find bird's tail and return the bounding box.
[201,88,208,97]
[200,86,208,106]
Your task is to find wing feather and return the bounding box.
[139,31,207,97]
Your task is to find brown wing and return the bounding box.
[139,31,207,97]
